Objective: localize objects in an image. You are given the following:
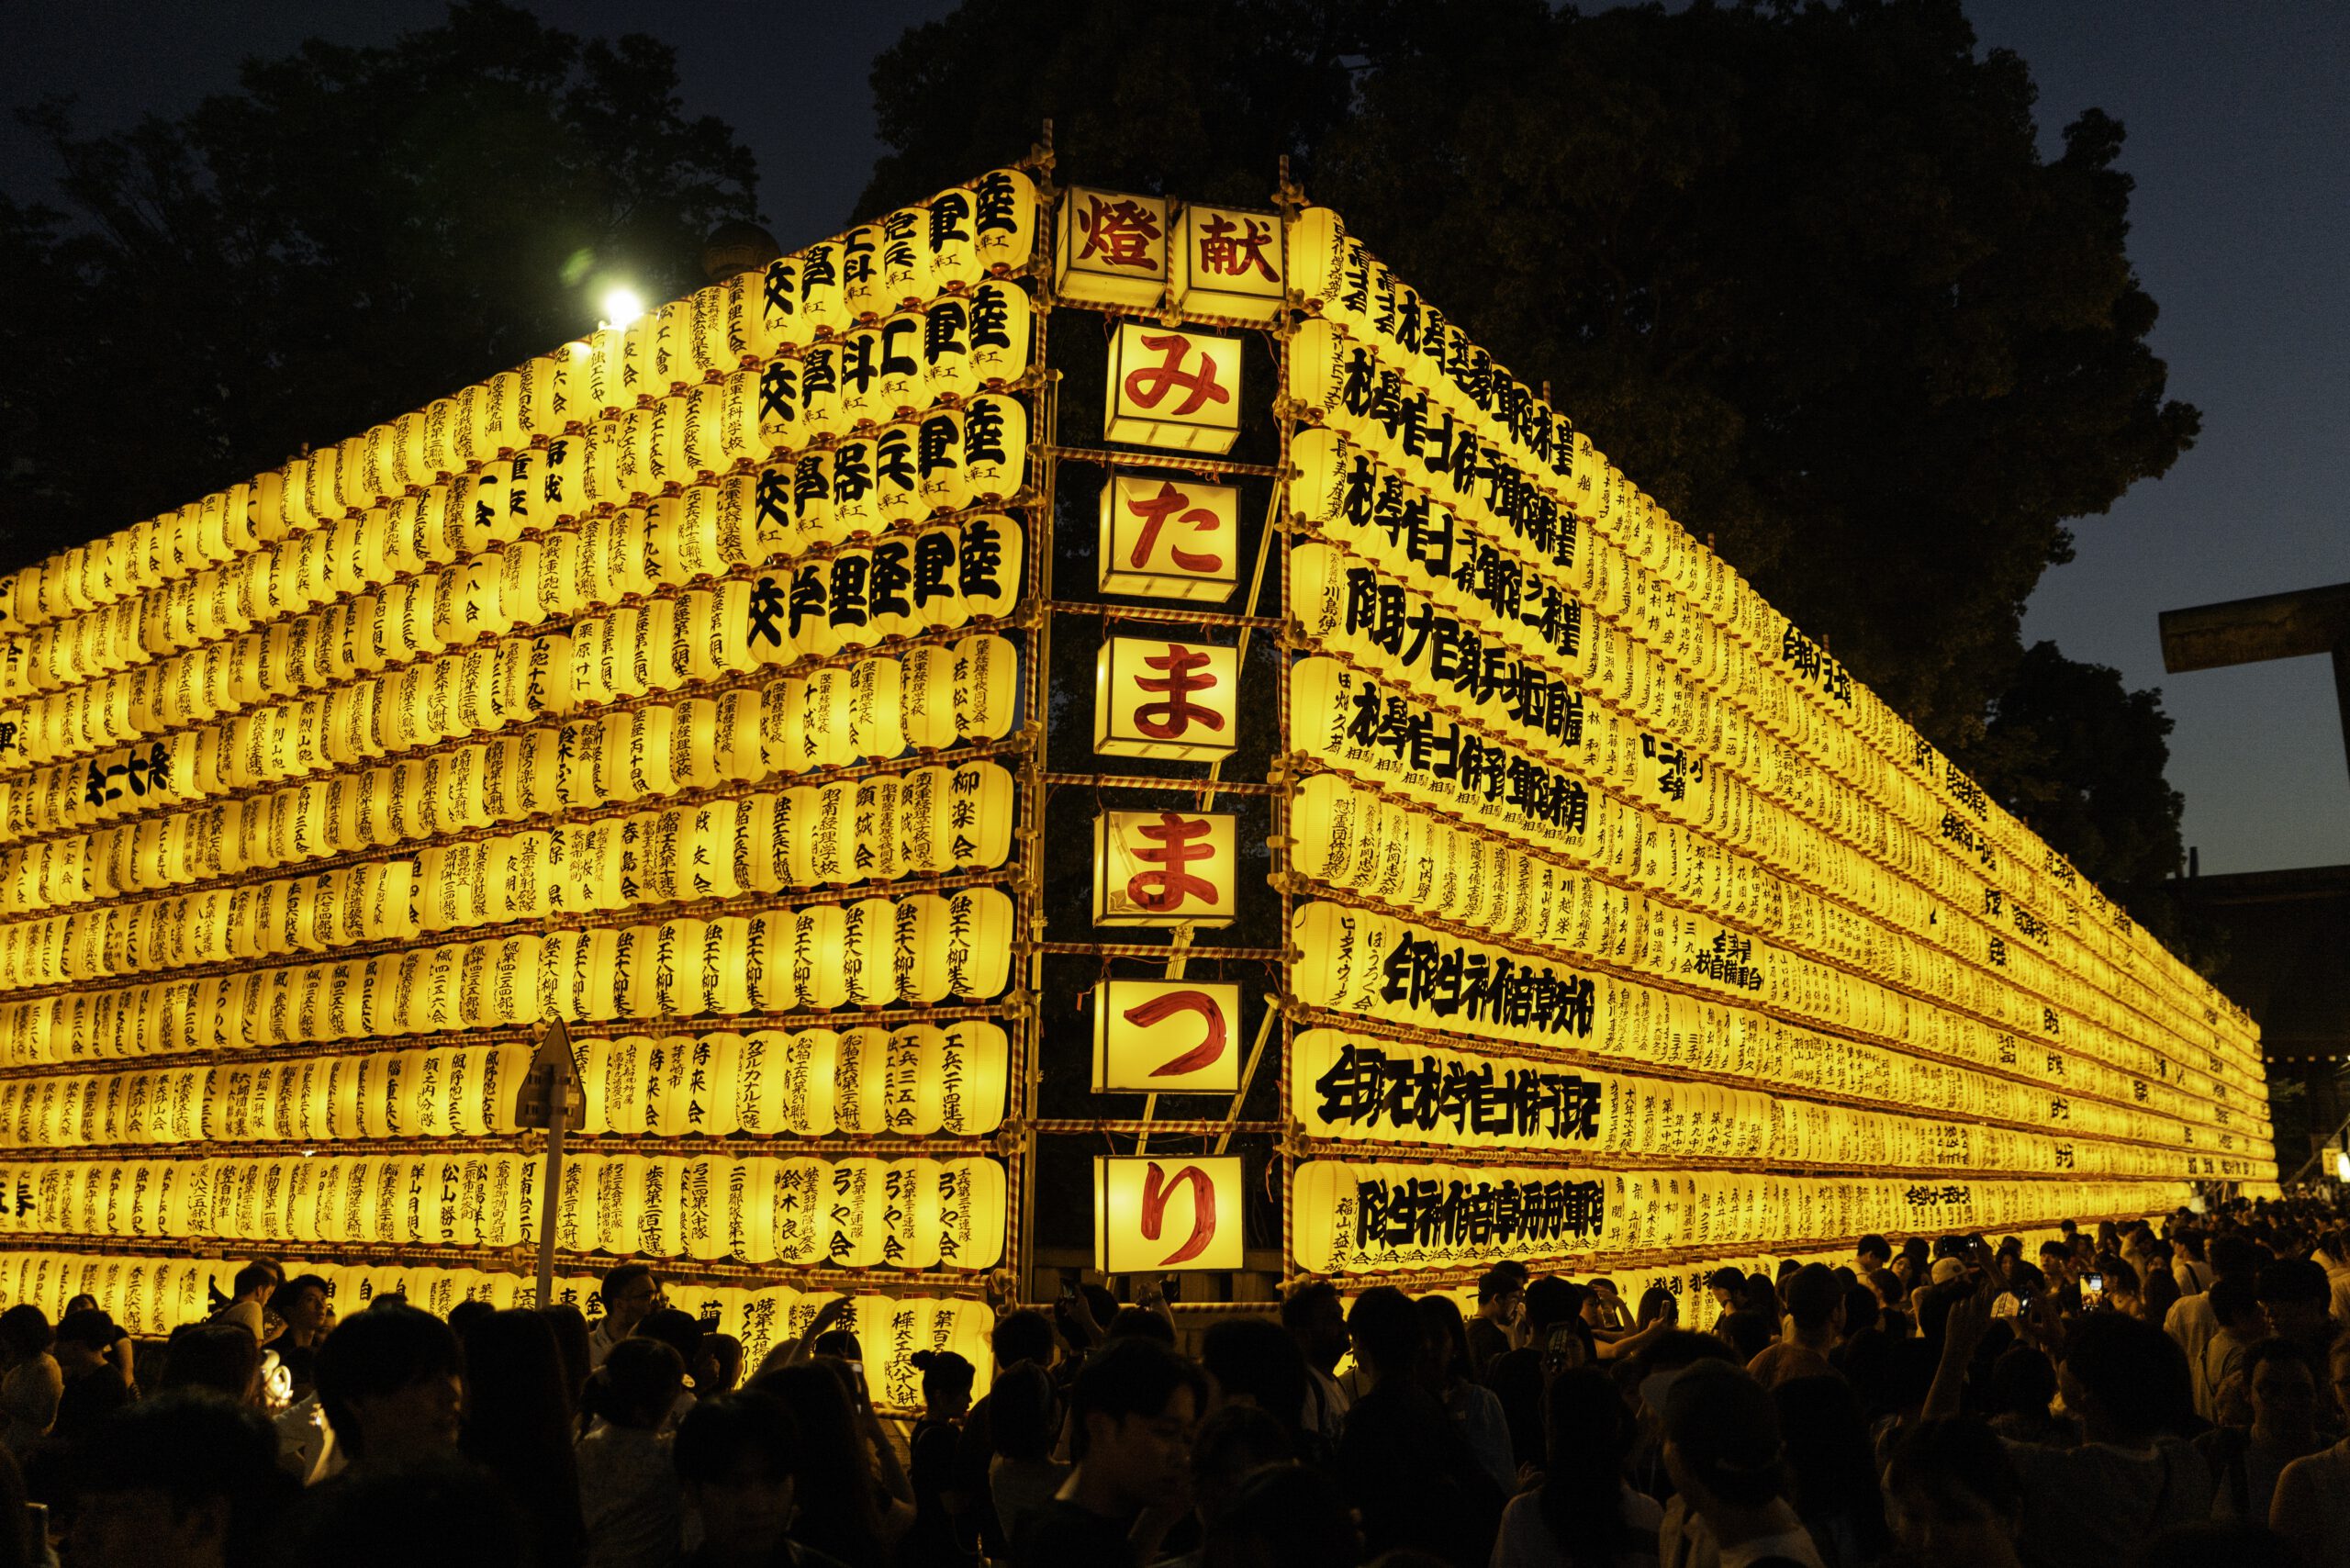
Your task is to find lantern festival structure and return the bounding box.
[0,151,2274,1395]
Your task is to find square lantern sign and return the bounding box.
[1095,636,1238,761]
[1104,323,1242,454]
[1095,1155,1248,1273]
[1098,471,1240,602]
[1054,187,1169,308]
[1092,979,1243,1093]
[1169,204,1285,322]
[1093,810,1238,929]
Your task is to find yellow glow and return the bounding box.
[599,286,645,330]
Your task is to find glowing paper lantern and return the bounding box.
[1170,204,1286,322]
[1055,188,1169,308]
[1092,980,1243,1092]
[1103,323,1242,454]
[1098,471,1239,602]
[1094,636,1238,761]
[1094,1155,1245,1273]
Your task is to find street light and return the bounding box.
[599,285,645,330]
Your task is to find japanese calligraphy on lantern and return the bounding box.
[1169,204,1285,321]
[1097,472,1240,601]
[1092,811,1237,929]
[1094,636,1239,760]
[1104,324,1242,454]
[1054,188,1169,308]
[1092,979,1243,1092]
[1094,1155,1246,1272]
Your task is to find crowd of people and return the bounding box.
[0,1198,2344,1565]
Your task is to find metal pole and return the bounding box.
[533,1017,573,1309]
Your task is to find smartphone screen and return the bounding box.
[2080,1272,2105,1306]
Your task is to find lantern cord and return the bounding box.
[1045,599,1284,632]
[1033,444,1287,481]
[1038,942,1285,962]
[1024,1118,1279,1137]
[1040,771,1283,797]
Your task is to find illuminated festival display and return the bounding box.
[0,157,2273,1402]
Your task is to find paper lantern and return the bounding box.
[1095,1155,1245,1273]
[1055,188,1168,307]
[1093,810,1238,929]
[1094,636,1237,761]
[1170,204,1285,321]
[827,1157,888,1268]
[1093,980,1243,1092]
[1104,323,1241,454]
[1098,471,1238,601]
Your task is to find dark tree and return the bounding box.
[863,0,2199,933]
[0,0,756,574]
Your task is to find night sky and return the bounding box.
[6,1,2344,876]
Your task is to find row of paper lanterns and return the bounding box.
[1281,390,2248,1085]
[1284,653,2245,1129]
[0,168,1039,633]
[1287,898,2244,1151]
[1285,431,2240,1090]
[1285,1027,2189,1179]
[0,760,1015,989]
[0,892,1018,1064]
[1289,1159,2194,1274]
[0,633,1018,922]
[0,504,1024,823]
[0,1021,1010,1150]
[1283,733,2221,1131]
[0,1150,1008,1271]
[1275,263,2246,1070]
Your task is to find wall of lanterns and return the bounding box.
[0,154,2275,1367]
[0,167,1046,1403]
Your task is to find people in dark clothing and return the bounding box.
[1332,1286,1503,1568]
[1014,1336,1202,1568]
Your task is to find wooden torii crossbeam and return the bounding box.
[2160,581,2350,783]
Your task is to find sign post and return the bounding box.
[514,1016,582,1309]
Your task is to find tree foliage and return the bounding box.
[0,0,755,574]
[864,0,2199,920]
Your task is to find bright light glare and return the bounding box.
[599,286,645,330]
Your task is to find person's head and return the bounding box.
[1200,1460,1360,1568]
[990,1306,1056,1372]
[675,1392,798,1560]
[1743,1272,1779,1318]
[1344,1287,1424,1383]
[0,1305,50,1365]
[315,1302,464,1467]
[2244,1338,2320,1436]
[695,1332,744,1397]
[1841,1283,1881,1342]
[584,1337,686,1432]
[988,1361,1061,1462]
[279,1274,333,1336]
[1986,1345,2055,1421]
[54,1308,120,1376]
[909,1349,975,1419]
[2210,1234,2264,1282]
[2208,1274,2268,1338]
[69,1392,286,1568]
[631,1306,701,1375]
[1522,1275,1583,1337]
[1412,1294,1472,1387]
[1637,1285,1677,1327]
[1068,1337,1205,1516]
[159,1324,262,1405]
[1866,1268,1906,1308]
[1588,1276,1620,1306]
[229,1264,274,1306]
[443,1298,495,1345]
[1200,1315,1307,1427]
[1784,1264,1844,1341]
[2058,1312,2188,1443]
[2255,1258,2332,1340]
[1882,1417,2021,1566]
[1706,1266,1746,1309]
[1107,1306,1176,1346]
[1187,1404,1292,1529]
[598,1262,657,1337]
[1854,1235,1892,1272]
[1662,1363,1785,1511]
[2035,1239,2070,1281]
[1475,1262,1527,1322]
[1281,1281,1348,1374]
[1714,1309,1774,1363]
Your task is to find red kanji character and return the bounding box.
[1125,812,1219,913]
[1139,1160,1217,1266]
[1132,644,1225,740]
[1077,195,1163,270]
[1123,988,1228,1077]
[1125,481,1226,572]
[1122,333,1231,417]
[1196,212,1278,280]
